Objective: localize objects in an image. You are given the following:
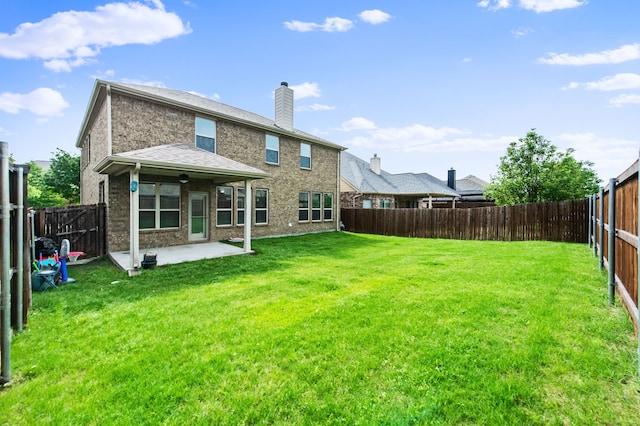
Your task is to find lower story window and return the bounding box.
[363,199,372,209]
[380,199,391,209]
[312,192,322,221]
[255,188,268,224]
[323,193,333,221]
[299,192,309,222]
[237,187,245,225]
[216,186,232,226]
[139,182,180,229]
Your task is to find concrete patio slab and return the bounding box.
[109,241,250,271]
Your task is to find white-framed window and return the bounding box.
[216,186,232,226]
[196,117,216,153]
[363,199,372,209]
[311,192,322,221]
[323,193,333,221]
[237,187,245,226]
[255,189,268,225]
[300,142,311,169]
[299,192,310,222]
[380,199,391,209]
[139,182,180,229]
[266,134,279,164]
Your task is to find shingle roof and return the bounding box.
[94,143,268,181]
[453,175,489,195]
[85,80,344,151]
[341,152,459,197]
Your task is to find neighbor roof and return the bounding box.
[76,79,346,151]
[94,143,269,183]
[455,175,489,195]
[341,151,459,197]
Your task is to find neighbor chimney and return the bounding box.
[447,168,456,190]
[370,154,381,175]
[275,81,294,131]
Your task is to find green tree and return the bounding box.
[485,130,600,206]
[27,161,66,208]
[43,148,80,205]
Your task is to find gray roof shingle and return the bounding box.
[341,152,458,197]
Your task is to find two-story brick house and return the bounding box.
[76,80,345,271]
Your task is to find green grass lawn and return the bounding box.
[1,232,639,425]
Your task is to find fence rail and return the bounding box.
[33,204,107,258]
[341,199,588,243]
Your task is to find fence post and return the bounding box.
[588,195,593,247]
[637,152,640,390]
[599,187,605,270]
[0,142,11,385]
[608,178,616,305]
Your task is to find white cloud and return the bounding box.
[511,27,534,37]
[284,17,353,32]
[564,73,640,91]
[478,0,586,12]
[0,88,69,116]
[555,132,639,178]
[538,43,640,65]
[296,103,335,112]
[477,0,512,11]
[341,121,513,153]
[359,10,391,25]
[608,94,640,107]
[519,0,587,13]
[340,117,377,132]
[462,57,472,63]
[0,1,191,72]
[289,82,321,99]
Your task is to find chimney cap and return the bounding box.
[280,81,288,87]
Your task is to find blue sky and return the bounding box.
[1,0,639,182]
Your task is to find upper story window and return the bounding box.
[266,134,279,165]
[300,143,311,169]
[196,117,216,153]
[139,182,180,229]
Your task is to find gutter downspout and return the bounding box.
[106,84,113,156]
[129,162,141,275]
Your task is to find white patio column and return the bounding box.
[428,195,433,209]
[129,163,141,273]
[243,179,252,253]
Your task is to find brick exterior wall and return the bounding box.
[81,87,341,252]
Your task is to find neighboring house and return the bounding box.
[340,152,459,208]
[443,169,491,203]
[77,80,345,271]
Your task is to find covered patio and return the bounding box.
[94,143,269,275]
[109,241,247,270]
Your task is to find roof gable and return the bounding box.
[77,79,346,151]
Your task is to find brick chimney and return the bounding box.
[370,154,381,175]
[275,82,294,131]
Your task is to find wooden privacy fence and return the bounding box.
[33,204,107,258]
[341,199,588,243]
[589,159,639,334]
